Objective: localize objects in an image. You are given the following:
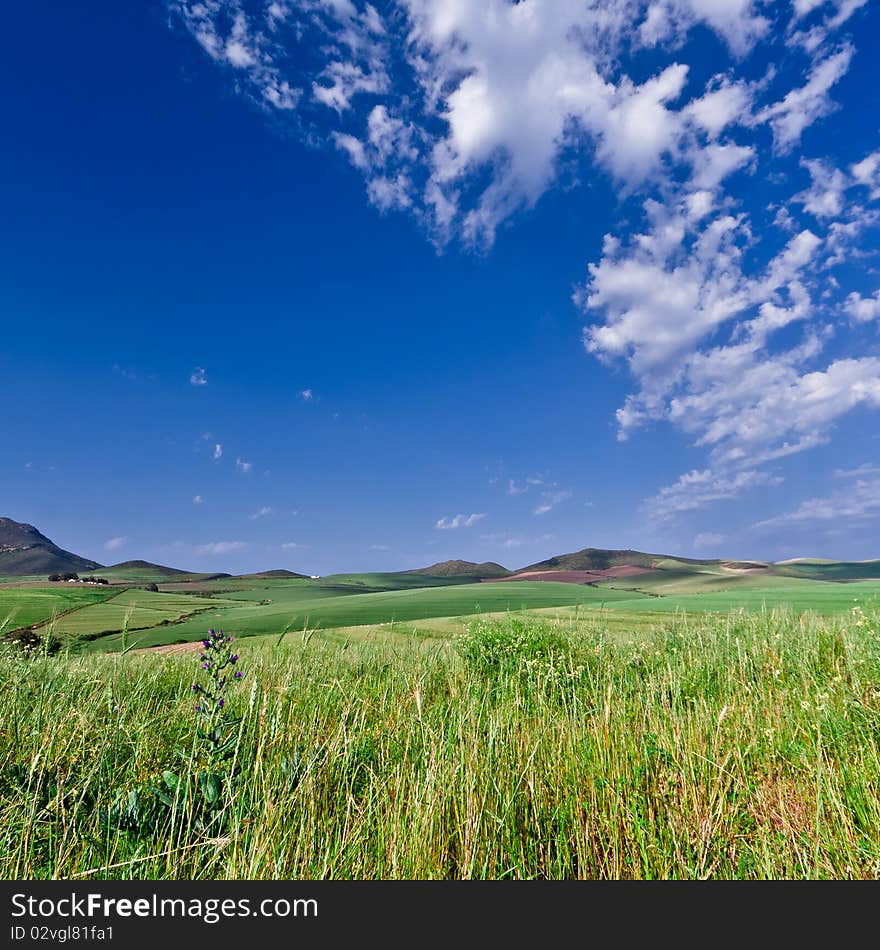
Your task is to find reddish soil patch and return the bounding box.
[483,566,654,585]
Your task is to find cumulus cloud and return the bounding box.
[169,0,879,529]
[193,494,204,504]
[845,290,880,322]
[300,388,314,401]
[104,536,127,551]
[213,444,223,460]
[435,513,486,530]
[189,366,208,386]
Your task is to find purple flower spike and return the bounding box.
[191,684,201,692]
[217,698,225,708]
[226,636,233,643]
[202,640,210,648]
[230,654,239,663]
[233,670,243,679]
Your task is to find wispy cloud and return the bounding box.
[189,366,208,386]
[213,444,223,460]
[755,476,880,529]
[693,531,726,550]
[507,475,546,496]
[281,540,306,550]
[250,506,273,519]
[834,463,880,478]
[235,457,252,473]
[533,490,572,516]
[103,536,126,552]
[193,494,204,505]
[196,540,250,556]
[300,388,314,401]
[644,468,784,520]
[435,513,486,530]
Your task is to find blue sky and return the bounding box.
[3,0,880,574]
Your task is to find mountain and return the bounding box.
[408,560,511,578]
[0,517,102,576]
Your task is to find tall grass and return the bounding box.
[2,607,880,879]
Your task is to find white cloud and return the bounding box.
[533,489,572,516]
[169,0,880,531]
[435,513,487,530]
[844,290,880,322]
[189,366,208,386]
[236,457,253,473]
[755,45,853,154]
[104,536,127,552]
[300,388,314,401]
[196,540,250,556]
[281,541,304,549]
[193,495,204,505]
[834,462,880,478]
[755,476,880,528]
[638,0,769,55]
[507,475,546,495]
[851,150,880,200]
[644,468,783,520]
[213,444,223,460]
[793,157,849,219]
[250,506,273,519]
[171,0,770,246]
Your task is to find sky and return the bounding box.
[3,0,880,574]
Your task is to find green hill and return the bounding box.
[100,560,232,583]
[408,560,511,578]
[519,547,704,572]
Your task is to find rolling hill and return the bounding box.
[519,547,752,572]
[407,560,511,577]
[0,517,102,576]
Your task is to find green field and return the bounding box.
[6,563,880,655]
[37,588,240,639]
[92,581,648,650]
[606,580,880,615]
[0,585,117,632]
[5,607,880,879]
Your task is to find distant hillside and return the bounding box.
[100,560,232,582]
[518,547,763,573]
[102,560,193,577]
[408,560,511,578]
[0,517,102,576]
[236,569,309,580]
[773,559,880,581]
